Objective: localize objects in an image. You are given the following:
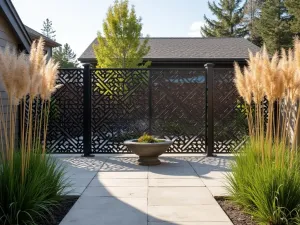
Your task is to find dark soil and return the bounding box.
[37,196,79,225]
[216,197,257,225]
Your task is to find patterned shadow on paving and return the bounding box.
[55,155,233,225]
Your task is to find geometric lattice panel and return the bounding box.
[151,69,207,153]
[46,69,84,153]
[91,69,149,153]
[213,68,248,153]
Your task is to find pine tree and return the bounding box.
[201,0,248,37]
[93,0,150,68]
[53,44,78,68]
[285,0,300,34]
[254,0,293,53]
[41,18,56,41]
[244,0,265,46]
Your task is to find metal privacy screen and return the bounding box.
[91,69,206,153]
[42,66,248,154]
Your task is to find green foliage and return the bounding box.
[227,141,300,224]
[53,43,79,68]
[41,18,56,41]
[201,0,248,37]
[137,133,160,143]
[254,0,293,53]
[93,0,151,68]
[0,152,69,225]
[285,0,300,34]
[243,0,265,46]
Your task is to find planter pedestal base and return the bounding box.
[138,156,161,166]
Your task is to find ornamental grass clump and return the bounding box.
[227,38,300,224]
[0,38,68,225]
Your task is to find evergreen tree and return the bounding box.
[93,0,150,68]
[201,0,248,37]
[41,18,56,41]
[254,0,293,53]
[53,44,78,68]
[244,0,265,46]
[285,0,300,34]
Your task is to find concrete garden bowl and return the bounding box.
[124,139,173,165]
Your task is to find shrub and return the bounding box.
[137,133,160,143]
[227,141,300,224]
[0,152,69,225]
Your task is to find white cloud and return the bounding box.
[188,21,205,37]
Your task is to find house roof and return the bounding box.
[24,25,61,47]
[0,0,31,52]
[79,37,261,63]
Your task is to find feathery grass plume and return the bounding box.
[280,48,295,90]
[29,38,46,97]
[294,37,300,70]
[234,62,247,100]
[40,59,60,100]
[13,53,30,102]
[243,67,253,105]
[247,51,264,103]
[0,46,18,98]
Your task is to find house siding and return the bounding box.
[0,11,20,151]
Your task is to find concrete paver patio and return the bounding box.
[55,154,234,225]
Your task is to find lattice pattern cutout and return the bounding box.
[151,69,206,153]
[213,68,248,153]
[91,69,149,153]
[46,69,84,153]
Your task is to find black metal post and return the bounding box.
[82,64,94,157]
[205,63,215,157]
[148,70,153,135]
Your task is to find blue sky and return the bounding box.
[12,0,213,58]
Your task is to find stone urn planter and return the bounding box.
[124,138,173,166]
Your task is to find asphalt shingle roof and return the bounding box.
[24,25,61,47]
[79,37,260,62]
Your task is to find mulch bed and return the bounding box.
[216,197,257,225]
[37,196,79,225]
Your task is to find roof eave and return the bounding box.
[28,33,61,47]
[0,0,31,52]
[78,57,248,63]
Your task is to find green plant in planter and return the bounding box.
[137,133,162,143]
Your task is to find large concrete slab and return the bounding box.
[72,196,147,209]
[149,179,205,187]
[63,187,86,196]
[60,197,147,225]
[148,205,231,222]
[64,171,97,179]
[201,178,228,187]
[58,156,107,172]
[100,157,148,172]
[148,187,216,205]
[208,187,230,197]
[96,171,148,179]
[148,166,198,179]
[82,186,147,198]
[67,177,93,187]
[90,178,148,187]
